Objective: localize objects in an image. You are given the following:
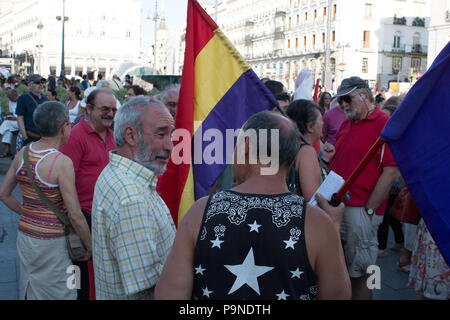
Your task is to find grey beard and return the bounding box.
[133,137,167,175]
[344,107,359,120]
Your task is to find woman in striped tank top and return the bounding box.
[0,101,92,300]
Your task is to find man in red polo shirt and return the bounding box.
[327,77,398,300]
[61,88,117,300]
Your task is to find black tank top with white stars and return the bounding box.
[192,190,318,300]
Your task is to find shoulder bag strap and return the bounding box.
[28,93,40,107]
[23,145,71,228]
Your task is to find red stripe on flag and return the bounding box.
[158,0,217,226]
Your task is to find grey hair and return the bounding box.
[330,97,339,109]
[356,87,374,103]
[113,95,166,147]
[96,80,111,88]
[156,85,180,103]
[33,101,69,137]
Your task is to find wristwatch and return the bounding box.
[365,207,375,216]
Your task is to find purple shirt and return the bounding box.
[322,107,347,145]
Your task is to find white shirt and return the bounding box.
[9,101,17,117]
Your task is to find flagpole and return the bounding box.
[329,136,385,206]
[313,78,320,103]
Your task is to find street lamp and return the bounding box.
[56,0,69,80]
[36,22,43,74]
[152,0,160,73]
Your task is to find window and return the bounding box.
[333,5,337,19]
[363,30,370,48]
[393,31,401,49]
[392,56,402,74]
[332,30,335,42]
[289,17,291,28]
[322,33,325,43]
[324,7,327,17]
[314,10,317,19]
[126,30,131,38]
[411,57,421,71]
[305,12,308,21]
[297,15,299,24]
[304,36,307,46]
[295,38,298,49]
[362,58,369,73]
[288,39,291,49]
[365,4,372,19]
[313,34,316,47]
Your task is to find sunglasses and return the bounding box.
[338,94,360,105]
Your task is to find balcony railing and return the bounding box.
[393,16,407,25]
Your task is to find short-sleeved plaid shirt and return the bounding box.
[92,151,176,300]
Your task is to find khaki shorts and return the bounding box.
[340,206,383,278]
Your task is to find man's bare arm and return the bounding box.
[306,194,351,300]
[155,197,208,299]
[17,116,27,140]
[365,166,398,211]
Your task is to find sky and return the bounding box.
[139,0,189,52]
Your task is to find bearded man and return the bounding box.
[91,96,176,300]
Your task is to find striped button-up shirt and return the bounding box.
[92,151,176,300]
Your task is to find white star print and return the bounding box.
[202,287,213,298]
[290,268,304,279]
[283,237,297,250]
[210,237,224,249]
[276,290,290,300]
[248,220,262,233]
[224,247,274,295]
[195,265,206,275]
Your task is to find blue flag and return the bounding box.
[380,42,450,266]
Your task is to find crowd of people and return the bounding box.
[0,70,448,301]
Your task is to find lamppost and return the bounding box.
[56,0,69,79]
[152,0,160,74]
[36,22,43,74]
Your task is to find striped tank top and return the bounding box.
[16,143,66,239]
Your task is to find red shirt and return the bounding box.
[61,118,116,215]
[329,108,396,215]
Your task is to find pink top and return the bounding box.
[322,107,347,146]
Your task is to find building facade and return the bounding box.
[194,0,431,93]
[0,0,141,79]
[427,0,450,68]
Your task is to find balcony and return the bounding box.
[412,17,425,27]
[393,16,407,25]
[411,44,428,54]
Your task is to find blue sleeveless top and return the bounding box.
[192,190,318,300]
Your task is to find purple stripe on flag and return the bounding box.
[192,69,278,199]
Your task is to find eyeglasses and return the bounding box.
[95,105,117,113]
[165,102,177,108]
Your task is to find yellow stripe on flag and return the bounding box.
[178,29,251,223]
[193,29,250,123]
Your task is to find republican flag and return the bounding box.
[159,0,278,226]
[380,42,450,266]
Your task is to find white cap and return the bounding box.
[80,87,97,107]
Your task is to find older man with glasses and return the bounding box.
[60,88,117,301]
[15,74,49,146]
[324,76,398,300]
